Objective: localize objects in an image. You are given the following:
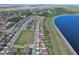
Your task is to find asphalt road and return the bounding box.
[32,17,44,55]
[0,17,33,54]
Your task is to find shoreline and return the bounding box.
[52,14,77,55]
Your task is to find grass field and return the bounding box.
[14,28,34,46]
[45,15,74,55]
[0,8,17,11]
[14,27,34,55]
[45,17,54,55]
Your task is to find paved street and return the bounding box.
[32,17,48,55]
[32,19,40,55]
[0,17,33,54]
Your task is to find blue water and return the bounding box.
[54,15,79,54]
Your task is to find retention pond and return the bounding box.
[54,15,79,54]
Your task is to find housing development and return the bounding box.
[0,4,79,55]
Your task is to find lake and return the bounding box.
[54,15,79,54]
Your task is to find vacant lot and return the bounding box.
[14,28,34,47]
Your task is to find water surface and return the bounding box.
[54,15,79,54]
